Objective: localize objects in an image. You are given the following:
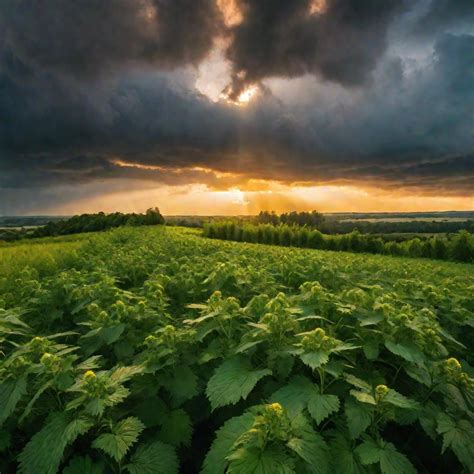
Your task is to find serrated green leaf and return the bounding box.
[202,413,255,474]
[109,365,144,384]
[356,439,416,474]
[307,393,340,425]
[345,399,373,439]
[158,409,192,447]
[329,432,364,474]
[227,446,296,474]
[0,375,27,425]
[384,389,419,410]
[384,341,423,363]
[136,396,168,428]
[165,366,198,406]
[300,351,329,370]
[63,456,104,474]
[125,440,178,474]
[19,412,92,474]
[355,439,381,465]
[101,324,125,344]
[288,413,329,474]
[206,357,271,410]
[418,405,438,440]
[92,417,144,462]
[270,376,317,417]
[378,442,417,474]
[325,359,346,377]
[404,365,431,386]
[436,413,474,472]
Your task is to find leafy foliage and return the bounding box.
[18,413,92,474]
[204,221,474,262]
[206,357,272,410]
[125,440,178,474]
[0,226,473,472]
[92,417,144,462]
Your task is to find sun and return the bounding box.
[236,85,258,104]
[220,84,259,106]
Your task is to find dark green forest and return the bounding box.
[204,221,474,263]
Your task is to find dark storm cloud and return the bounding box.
[0,0,221,77]
[0,0,473,213]
[223,0,402,99]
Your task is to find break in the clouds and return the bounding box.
[0,0,473,214]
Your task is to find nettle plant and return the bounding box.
[0,228,473,473]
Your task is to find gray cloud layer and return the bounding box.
[0,0,473,213]
[223,0,402,99]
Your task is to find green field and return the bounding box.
[1,227,473,473]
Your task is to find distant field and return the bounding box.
[0,226,473,473]
[0,225,41,230]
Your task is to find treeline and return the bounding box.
[321,219,474,235]
[203,222,474,262]
[32,208,164,238]
[257,210,474,235]
[0,209,166,242]
[0,228,31,243]
[257,210,325,227]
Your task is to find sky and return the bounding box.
[0,0,473,215]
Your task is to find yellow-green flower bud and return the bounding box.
[40,352,53,364]
[446,358,461,370]
[314,328,325,339]
[376,384,389,397]
[84,370,96,380]
[269,402,283,412]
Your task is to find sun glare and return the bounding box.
[309,0,327,15]
[217,0,243,27]
[237,85,258,104]
[220,84,259,106]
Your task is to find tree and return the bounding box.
[433,238,448,260]
[144,208,165,225]
[450,230,473,262]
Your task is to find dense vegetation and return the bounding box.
[319,219,474,235]
[256,211,474,235]
[0,227,473,473]
[257,211,325,227]
[0,209,164,242]
[204,221,474,262]
[164,211,474,238]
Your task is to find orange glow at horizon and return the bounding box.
[42,179,474,216]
